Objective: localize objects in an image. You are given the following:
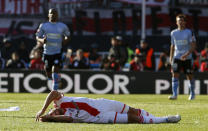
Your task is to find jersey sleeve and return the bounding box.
[63,24,70,37]
[170,31,175,45]
[36,23,45,38]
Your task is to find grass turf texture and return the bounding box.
[0,93,207,131]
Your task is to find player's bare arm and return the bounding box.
[181,42,196,61]
[36,36,47,46]
[36,91,61,121]
[169,44,175,64]
[40,115,73,123]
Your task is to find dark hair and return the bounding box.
[111,36,116,41]
[49,8,57,12]
[140,39,147,44]
[176,14,187,21]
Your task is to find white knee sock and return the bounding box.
[143,115,167,124]
[139,109,167,124]
[114,113,128,123]
[141,109,155,117]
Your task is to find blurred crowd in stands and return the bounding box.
[0,36,208,72]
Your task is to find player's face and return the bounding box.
[111,38,117,46]
[176,17,186,29]
[140,42,147,49]
[48,9,58,22]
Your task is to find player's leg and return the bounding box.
[128,108,155,117]
[186,74,195,100]
[169,59,180,100]
[98,112,128,124]
[100,111,142,124]
[42,54,53,82]
[96,100,180,123]
[110,111,163,124]
[51,54,62,90]
[122,108,181,124]
[184,59,195,100]
[52,65,61,90]
[128,107,169,124]
[169,72,179,99]
[96,98,129,114]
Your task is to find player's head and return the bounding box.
[48,8,58,22]
[176,14,187,29]
[111,36,118,46]
[11,52,19,61]
[140,39,148,49]
[48,108,65,116]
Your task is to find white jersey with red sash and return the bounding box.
[54,96,129,123]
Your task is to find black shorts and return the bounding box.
[42,53,62,71]
[172,59,193,74]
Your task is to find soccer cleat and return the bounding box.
[167,115,181,123]
[188,95,195,100]
[168,95,177,100]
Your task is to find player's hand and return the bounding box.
[43,35,47,44]
[39,115,48,122]
[36,110,45,122]
[37,36,47,46]
[180,54,187,61]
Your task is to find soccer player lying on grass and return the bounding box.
[36,91,181,124]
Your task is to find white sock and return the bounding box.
[143,115,167,124]
[139,109,167,124]
[115,113,128,123]
[141,109,155,117]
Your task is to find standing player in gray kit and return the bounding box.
[169,14,196,100]
[36,8,70,91]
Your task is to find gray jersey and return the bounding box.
[171,28,196,60]
[36,22,70,55]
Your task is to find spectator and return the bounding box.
[63,49,73,69]
[108,54,120,71]
[6,52,26,69]
[157,45,171,71]
[0,37,15,62]
[108,36,120,64]
[200,42,208,62]
[100,54,120,71]
[200,61,208,72]
[30,49,44,70]
[29,42,43,60]
[17,41,30,63]
[89,43,102,65]
[116,36,128,68]
[100,55,111,70]
[192,50,199,72]
[0,54,5,70]
[129,54,144,71]
[126,44,134,63]
[200,42,208,72]
[71,49,90,69]
[135,40,155,71]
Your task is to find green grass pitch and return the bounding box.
[0,93,207,131]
